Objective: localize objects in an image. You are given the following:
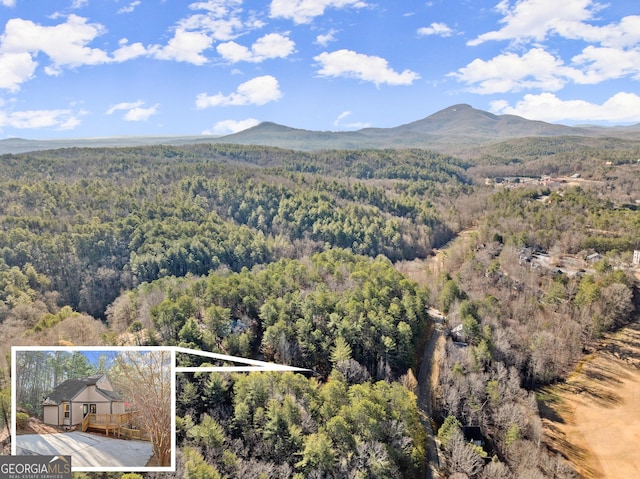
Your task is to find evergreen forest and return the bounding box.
[1,139,639,479]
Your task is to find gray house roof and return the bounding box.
[42,374,122,405]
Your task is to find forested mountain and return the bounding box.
[1,136,638,478]
[2,104,640,155]
[0,145,464,319]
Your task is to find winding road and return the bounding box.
[396,228,478,478]
[418,308,447,479]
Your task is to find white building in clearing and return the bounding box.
[633,250,640,266]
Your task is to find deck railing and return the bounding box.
[81,413,90,432]
[81,412,149,441]
[82,413,130,435]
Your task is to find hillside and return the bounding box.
[2,104,640,155]
[0,134,220,155]
[1,133,639,478]
[224,104,640,153]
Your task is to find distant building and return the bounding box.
[450,324,465,343]
[462,426,493,457]
[463,426,487,449]
[585,252,603,263]
[633,250,640,265]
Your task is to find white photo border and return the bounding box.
[11,345,176,473]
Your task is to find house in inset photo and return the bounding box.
[14,347,174,470]
[42,374,125,431]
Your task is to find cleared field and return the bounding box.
[540,323,640,479]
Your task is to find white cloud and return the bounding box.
[71,0,88,8]
[468,0,640,49]
[314,49,420,86]
[0,52,37,91]
[251,33,295,59]
[589,15,640,49]
[189,0,242,16]
[1,0,16,7]
[468,0,601,46]
[106,100,158,121]
[451,48,581,94]
[417,22,453,37]
[180,0,245,42]
[196,75,283,108]
[148,0,262,67]
[490,92,640,123]
[216,42,251,62]
[150,28,213,64]
[179,14,244,42]
[453,43,640,94]
[316,29,337,46]
[118,1,141,14]
[144,1,251,64]
[335,110,351,123]
[461,0,640,96]
[270,0,368,24]
[124,105,159,121]
[112,39,148,62]
[0,107,84,130]
[0,15,156,90]
[0,2,306,93]
[106,101,145,115]
[202,118,260,134]
[333,110,370,129]
[217,33,295,63]
[1,15,110,75]
[572,46,640,83]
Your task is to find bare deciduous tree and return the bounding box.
[480,460,511,479]
[112,350,172,466]
[446,428,484,478]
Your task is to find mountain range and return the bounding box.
[2,104,639,156]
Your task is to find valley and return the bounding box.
[1,110,639,478]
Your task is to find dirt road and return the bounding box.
[416,309,447,479]
[395,228,478,479]
[395,259,447,478]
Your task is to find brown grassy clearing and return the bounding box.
[540,322,640,479]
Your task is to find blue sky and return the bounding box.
[0,0,639,139]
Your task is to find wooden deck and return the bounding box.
[81,413,130,437]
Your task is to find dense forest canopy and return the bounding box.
[1,139,638,478]
[0,145,466,319]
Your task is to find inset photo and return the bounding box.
[12,346,175,472]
